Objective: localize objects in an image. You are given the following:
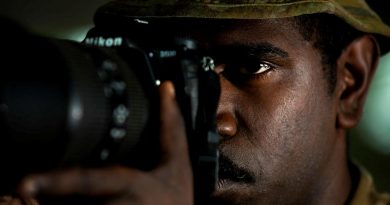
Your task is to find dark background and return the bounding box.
[0,0,389,192]
[0,0,108,40]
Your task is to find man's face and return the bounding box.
[187,19,340,204]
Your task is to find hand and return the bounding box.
[17,81,194,205]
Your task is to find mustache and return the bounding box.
[218,154,254,183]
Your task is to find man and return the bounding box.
[2,0,390,204]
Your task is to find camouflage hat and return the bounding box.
[96,0,390,53]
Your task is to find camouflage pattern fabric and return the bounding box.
[96,0,389,36]
[350,166,390,205]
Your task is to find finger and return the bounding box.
[155,81,193,195]
[158,81,190,166]
[8,198,22,205]
[17,167,143,198]
[0,196,38,205]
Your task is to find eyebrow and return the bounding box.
[216,42,289,58]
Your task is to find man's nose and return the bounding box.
[216,74,238,139]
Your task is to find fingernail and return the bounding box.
[161,81,175,98]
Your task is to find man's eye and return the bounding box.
[239,62,273,75]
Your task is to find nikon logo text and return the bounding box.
[84,37,123,47]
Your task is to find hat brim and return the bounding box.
[96,0,390,55]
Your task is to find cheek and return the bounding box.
[240,63,336,182]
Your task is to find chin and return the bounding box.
[211,179,256,205]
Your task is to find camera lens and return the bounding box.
[0,22,158,192]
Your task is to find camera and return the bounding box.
[0,11,220,200]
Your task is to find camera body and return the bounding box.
[0,15,220,198]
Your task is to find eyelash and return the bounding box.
[238,60,275,79]
[215,57,277,81]
[240,62,273,75]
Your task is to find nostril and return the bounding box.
[217,112,237,138]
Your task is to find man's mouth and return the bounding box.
[218,155,254,188]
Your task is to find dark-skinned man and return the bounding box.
[1,0,390,204]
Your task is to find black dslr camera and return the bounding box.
[0,9,220,201]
